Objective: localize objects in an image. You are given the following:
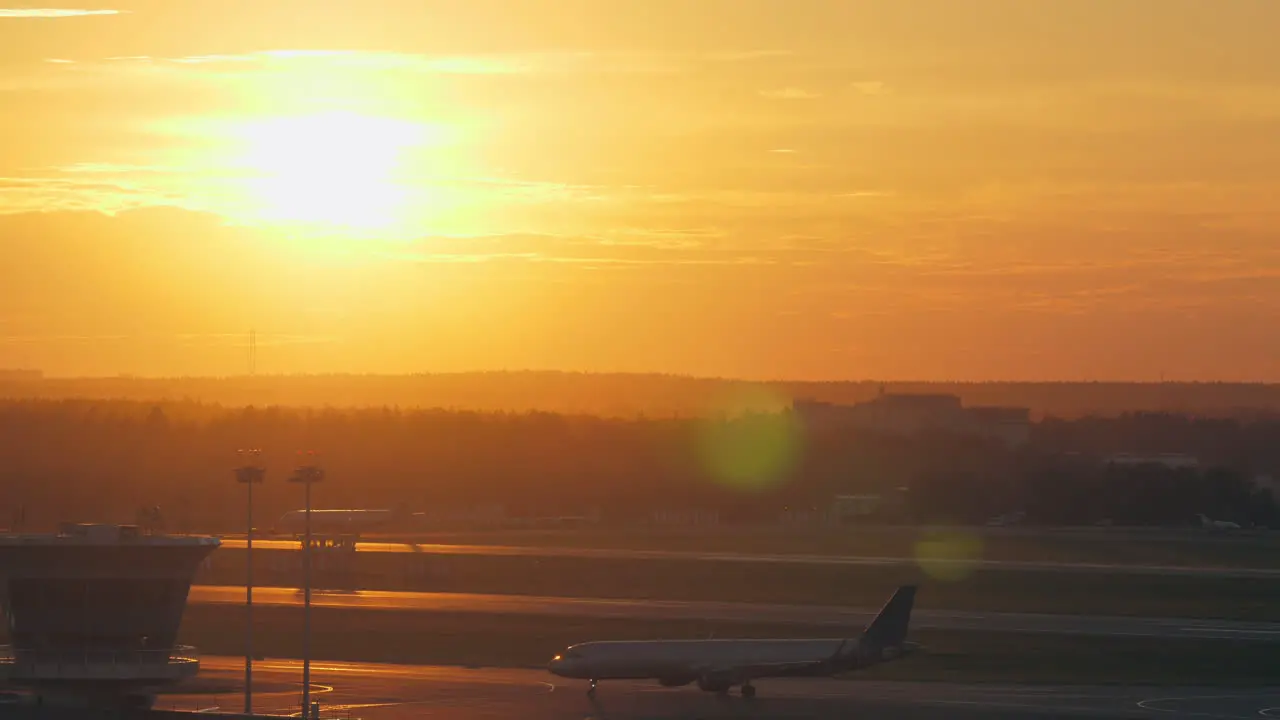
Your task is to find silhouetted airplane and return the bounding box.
[548,585,918,699]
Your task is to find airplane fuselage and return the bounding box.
[275,509,393,536]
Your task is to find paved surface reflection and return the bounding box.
[160,656,1280,720]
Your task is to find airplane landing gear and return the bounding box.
[587,679,598,698]
[742,684,757,699]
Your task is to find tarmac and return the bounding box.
[188,585,1280,642]
[218,539,1280,579]
[167,657,1280,720]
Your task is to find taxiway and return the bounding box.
[188,585,1280,642]
[218,538,1280,579]
[168,657,1280,720]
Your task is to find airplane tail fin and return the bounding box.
[860,585,917,649]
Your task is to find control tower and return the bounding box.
[0,523,219,710]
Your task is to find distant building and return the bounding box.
[778,505,833,526]
[792,392,1031,447]
[417,504,508,528]
[965,406,1033,447]
[650,509,720,527]
[1105,453,1201,470]
[831,494,883,521]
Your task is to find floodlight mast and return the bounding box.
[234,449,265,715]
[289,454,324,720]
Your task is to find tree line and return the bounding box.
[5,373,1280,420]
[0,399,1277,532]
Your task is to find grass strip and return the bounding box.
[201,550,1280,622]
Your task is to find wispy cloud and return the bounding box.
[759,87,821,100]
[174,333,340,348]
[0,334,128,344]
[0,175,181,214]
[705,50,795,62]
[93,49,626,75]
[56,162,189,175]
[850,81,888,96]
[0,8,121,18]
[52,48,709,78]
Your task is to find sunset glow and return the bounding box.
[233,112,446,230]
[1,0,1278,379]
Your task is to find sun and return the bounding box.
[234,112,444,230]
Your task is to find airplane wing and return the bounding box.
[701,636,856,680]
[692,659,831,684]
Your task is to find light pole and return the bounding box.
[235,449,265,716]
[289,456,324,720]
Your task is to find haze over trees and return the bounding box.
[0,397,1276,533]
[3,373,1280,420]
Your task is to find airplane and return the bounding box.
[1198,513,1242,530]
[273,508,396,538]
[547,584,918,699]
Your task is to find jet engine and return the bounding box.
[697,673,733,693]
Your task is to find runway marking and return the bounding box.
[924,699,1142,717]
[1257,707,1280,717]
[1178,628,1280,636]
[1137,694,1280,719]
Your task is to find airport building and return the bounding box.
[792,392,1032,447]
[1104,453,1201,470]
[0,523,219,711]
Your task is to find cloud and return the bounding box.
[850,81,888,95]
[173,333,339,348]
[0,334,129,344]
[759,87,821,100]
[56,162,186,175]
[0,175,181,214]
[0,8,121,17]
[705,50,795,62]
[87,49,665,76]
[392,231,909,270]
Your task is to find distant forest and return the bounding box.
[1,399,1278,532]
[2,372,1280,419]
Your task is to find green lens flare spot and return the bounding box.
[914,529,984,582]
[697,386,801,493]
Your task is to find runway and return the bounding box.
[188,585,1280,642]
[218,538,1280,579]
[165,656,1280,719]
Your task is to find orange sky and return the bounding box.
[1,0,1278,380]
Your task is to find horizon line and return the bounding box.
[3,371,1279,386]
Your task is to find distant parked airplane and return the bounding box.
[547,585,918,699]
[1198,513,1242,530]
[273,508,395,537]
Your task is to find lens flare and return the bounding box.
[697,385,801,493]
[914,529,984,582]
